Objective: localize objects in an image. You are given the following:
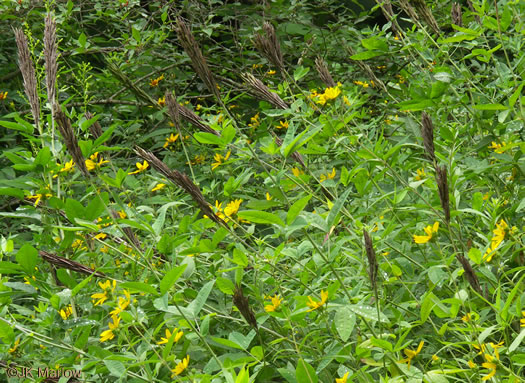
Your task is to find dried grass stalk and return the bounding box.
[456,255,483,296]
[315,57,336,88]
[435,165,450,223]
[241,73,288,110]
[54,106,90,177]
[363,229,378,290]
[44,13,58,108]
[254,21,284,73]
[421,112,435,161]
[233,284,258,329]
[451,3,463,27]
[165,92,181,131]
[85,111,102,139]
[178,103,220,136]
[39,250,105,278]
[411,0,441,35]
[466,0,481,23]
[175,17,220,100]
[134,146,224,224]
[14,28,40,127]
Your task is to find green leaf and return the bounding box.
[278,368,297,383]
[16,244,38,274]
[232,248,248,267]
[361,37,388,52]
[216,277,235,295]
[0,120,33,134]
[509,329,525,353]
[0,320,14,342]
[65,198,86,222]
[160,264,187,295]
[132,27,141,43]
[0,261,22,274]
[187,279,215,318]
[468,248,482,265]
[0,187,24,200]
[350,50,383,60]
[501,274,525,321]
[509,83,524,108]
[326,188,352,228]
[235,365,249,383]
[238,210,284,226]
[194,132,223,145]
[334,306,356,342]
[211,336,244,350]
[287,195,311,225]
[71,275,94,297]
[473,103,507,111]
[293,66,310,81]
[93,125,116,148]
[370,337,393,352]
[104,360,126,378]
[420,292,436,324]
[296,359,317,383]
[349,304,388,323]
[120,282,159,296]
[78,32,87,47]
[283,126,321,158]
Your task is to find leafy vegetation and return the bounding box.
[0,0,524,382]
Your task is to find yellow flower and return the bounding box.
[211,151,231,170]
[462,312,472,322]
[323,86,341,100]
[266,193,272,201]
[481,361,496,381]
[520,311,525,327]
[306,290,328,312]
[196,104,202,111]
[248,113,260,129]
[224,199,242,216]
[320,168,336,182]
[399,341,424,369]
[91,280,116,306]
[264,295,283,312]
[343,96,351,106]
[489,141,506,154]
[415,168,426,181]
[163,133,179,148]
[267,70,276,75]
[94,233,107,240]
[172,355,190,376]
[59,159,75,174]
[489,341,504,360]
[110,290,131,316]
[27,192,52,207]
[85,152,109,171]
[276,120,289,129]
[432,354,439,362]
[152,183,166,192]
[157,328,184,345]
[128,160,149,175]
[413,222,439,244]
[100,315,120,342]
[8,338,20,353]
[468,360,477,368]
[158,96,165,106]
[336,372,349,383]
[252,63,263,69]
[483,219,508,262]
[292,167,304,177]
[149,74,164,87]
[59,305,73,320]
[0,91,8,101]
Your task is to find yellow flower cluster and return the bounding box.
[128,160,149,175]
[399,341,424,369]
[152,183,166,192]
[0,91,7,100]
[413,222,439,244]
[311,83,342,105]
[172,355,189,376]
[267,70,276,75]
[110,289,131,317]
[264,295,283,312]
[91,280,116,306]
[211,151,231,170]
[149,74,164,87]
[470,341,504,380]
[85,152,109,172]
[276,120,288,129]
[306,290,328,312]
[488,141,507,154]
[320,168,336,182]
[483,219,507,262]
[59,305,73,320]
[157,327,183,345]
[414,168,426,181]
[187,154,205,165]
[158,96,165,106]
[27,191,53,207]
[100,315,120,342]
[248,113,260,129]
[208,199,243,223]
[163,133,179,149]
[353,80,369,88]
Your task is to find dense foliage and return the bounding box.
[0,0,524,382]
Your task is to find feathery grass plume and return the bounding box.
[85,111,102,139]
[241,73,288,110]
[165,92,181,130]
[456,255,483,296]
[106,59,157,105]
[233,284,258,329]
[54,105,90,177]
[44,13,58,109]
[435,165,450,223]
[315,57,336,88]
[397,0,420,25]
[451,3,463,27]
[254,21,284,73]
[134,146,225,225]
[421,112,435,162]
[178,102,221,136]
[411,0,441,35]
[363,229,378,291]
[375,0,402,37]
[14,28,40,128]
[39,250,106,278]
[175,17,220,100]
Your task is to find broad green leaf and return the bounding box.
[293,66,310,81]
[278,368,297,383]
[287,195,311,225]
[0,119,34,133]
[104,360,126,378]
[160,264,187,295]
[232,248,248,267]
[473,103,507,111]
[326,188,352,228]
[132,27,141,43]
[283,126,321,158]
[238,210,284,226]
[370,337,393,352]
[509,329,525,353]
[211,336,244,350]
[71,275,94,297]
[296,359,317,383]
[120,282,159,296]
[235,366,249,383]
[361,37,388,52]
[16,244,38,274]
[334,306,355,342]
[187,279,215,318]
[0,187,24,199]
[0,261,22,274]
[216,277,235,295]
[501,274,525,321]
[194,132,224,146]
[350,50,383,60]
[350,304,389,323]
